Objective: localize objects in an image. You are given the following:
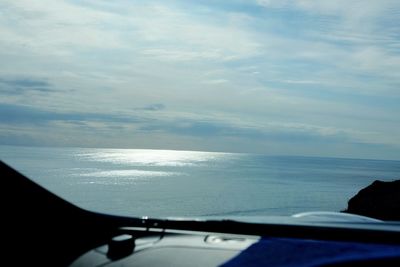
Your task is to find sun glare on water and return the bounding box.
[76,148,234,167]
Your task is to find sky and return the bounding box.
[0,0,399,160]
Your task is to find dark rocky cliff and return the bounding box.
[343,180,400,221]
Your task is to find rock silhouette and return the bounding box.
[343,180,400,221]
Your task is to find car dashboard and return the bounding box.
[71,220,400,267]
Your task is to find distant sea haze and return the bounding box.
[1,145,399,218]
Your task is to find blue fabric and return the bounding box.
[221,237,400,267]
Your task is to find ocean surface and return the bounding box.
[1,145,399,218]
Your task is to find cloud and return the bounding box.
[0,1,399,159]
[252,0,400,96]
[0,103,146,125]
[202,79,229,85]
[138,118,358,145]
[283,80,320,85]
[0,77,54,94]
[140,103,166,111]
[0,0,261,63]
[1,101,398,159]
[0,102,362,144]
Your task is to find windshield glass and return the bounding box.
[1,1,399,218]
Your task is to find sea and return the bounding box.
[1,145,399,218]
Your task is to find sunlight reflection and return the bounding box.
[78,169,181,178]
[76,148,235,167]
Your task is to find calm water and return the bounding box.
[1,145,399,218]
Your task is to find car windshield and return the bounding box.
[1,0,399,219]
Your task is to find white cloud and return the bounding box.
[0,0,399,158]
[202,79,229,85]
[0,0,124,52]
[1,0,263,61]
[283,80,320,85]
